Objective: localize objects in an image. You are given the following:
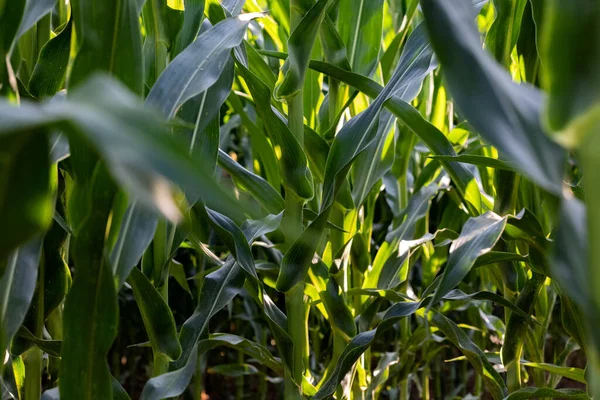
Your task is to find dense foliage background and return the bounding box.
[0,0,598,399]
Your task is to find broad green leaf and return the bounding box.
[443,289,530,319]
[541,0,600,144]
[485,0,528,66]
[16,326,61,357]
[182,57,235,168]
[351,109,396,207]
[171,0,205,57]
[70,0,143,94]
[313,301,422,399]
[29,20,73,99]
[175,212,284,371]
[141,344,198,400]
[277,54,429,292]
[420,0,565,195]
[275,0,329,99]
[147,14,262,118]
[431,212,507,305]
[142,0,170,89]
[174,258,245,369]
[60,166,118,400]
[260,50,483,212]
[218,150,285,215]
[429,155,517,172]
[0,238,42,375]
[432,312,508,400]
[197,333,283,375]
[0,75,247,221]
[365,183,439,289]
[338,0,383,76]
[111,204,158,289]
[0,133,54,260]
[236,61,314,199]
[128,267,182,361]
[15,0,56,39]
[503,387,590,400]
[521,362,586,384]
[473,251,528,269]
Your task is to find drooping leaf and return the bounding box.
[503,387,590,400]
[146,13,262,118]
[197,333,283,375]
[141,344,198,400]
[0,238,42,375]
[419,0,566,195]
[431,212,507,305]
[313,301,422,399]
[432,312,508,400]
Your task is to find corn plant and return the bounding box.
[0,0,598,399]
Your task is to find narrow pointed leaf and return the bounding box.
[419,0,565,194]
[431,212,507,305]
[128,267,182,361]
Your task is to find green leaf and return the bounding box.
[147,14,262,118]
[236,60,314,200]
[428,155,517,172]
[0,75,247,221]
[29,20,73,99]
[217,150,285,215]
[15,0,55,39]
[275,0,330,99]
[15,326,61,358]
[110,205,158,289]
[431,212,507,305]
[175,259,245,368]
[0,133,54,260]
[0,238,42,375]
[432,312,508,400]
[141,343,198,400]
[521,362,586,384]
[419,0,566,195]
[443,289,531,320]
[503,387,590,400]
[541,0,600,144]
[485,0,528,66]
[260,50,483,212]
[277,53,429,292]
[351,110,396,207]
[338,0,383,75]
[128,267,182,361]
[171,0,205,57]
[313,301,422,399]
[197,333,283,375]
[365,183,439,289]
[60,166,118,400]
[70,0,143,94]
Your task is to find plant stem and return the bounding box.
[153,279,170,377]
[25,253,45,400]
[285,284,307,399]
